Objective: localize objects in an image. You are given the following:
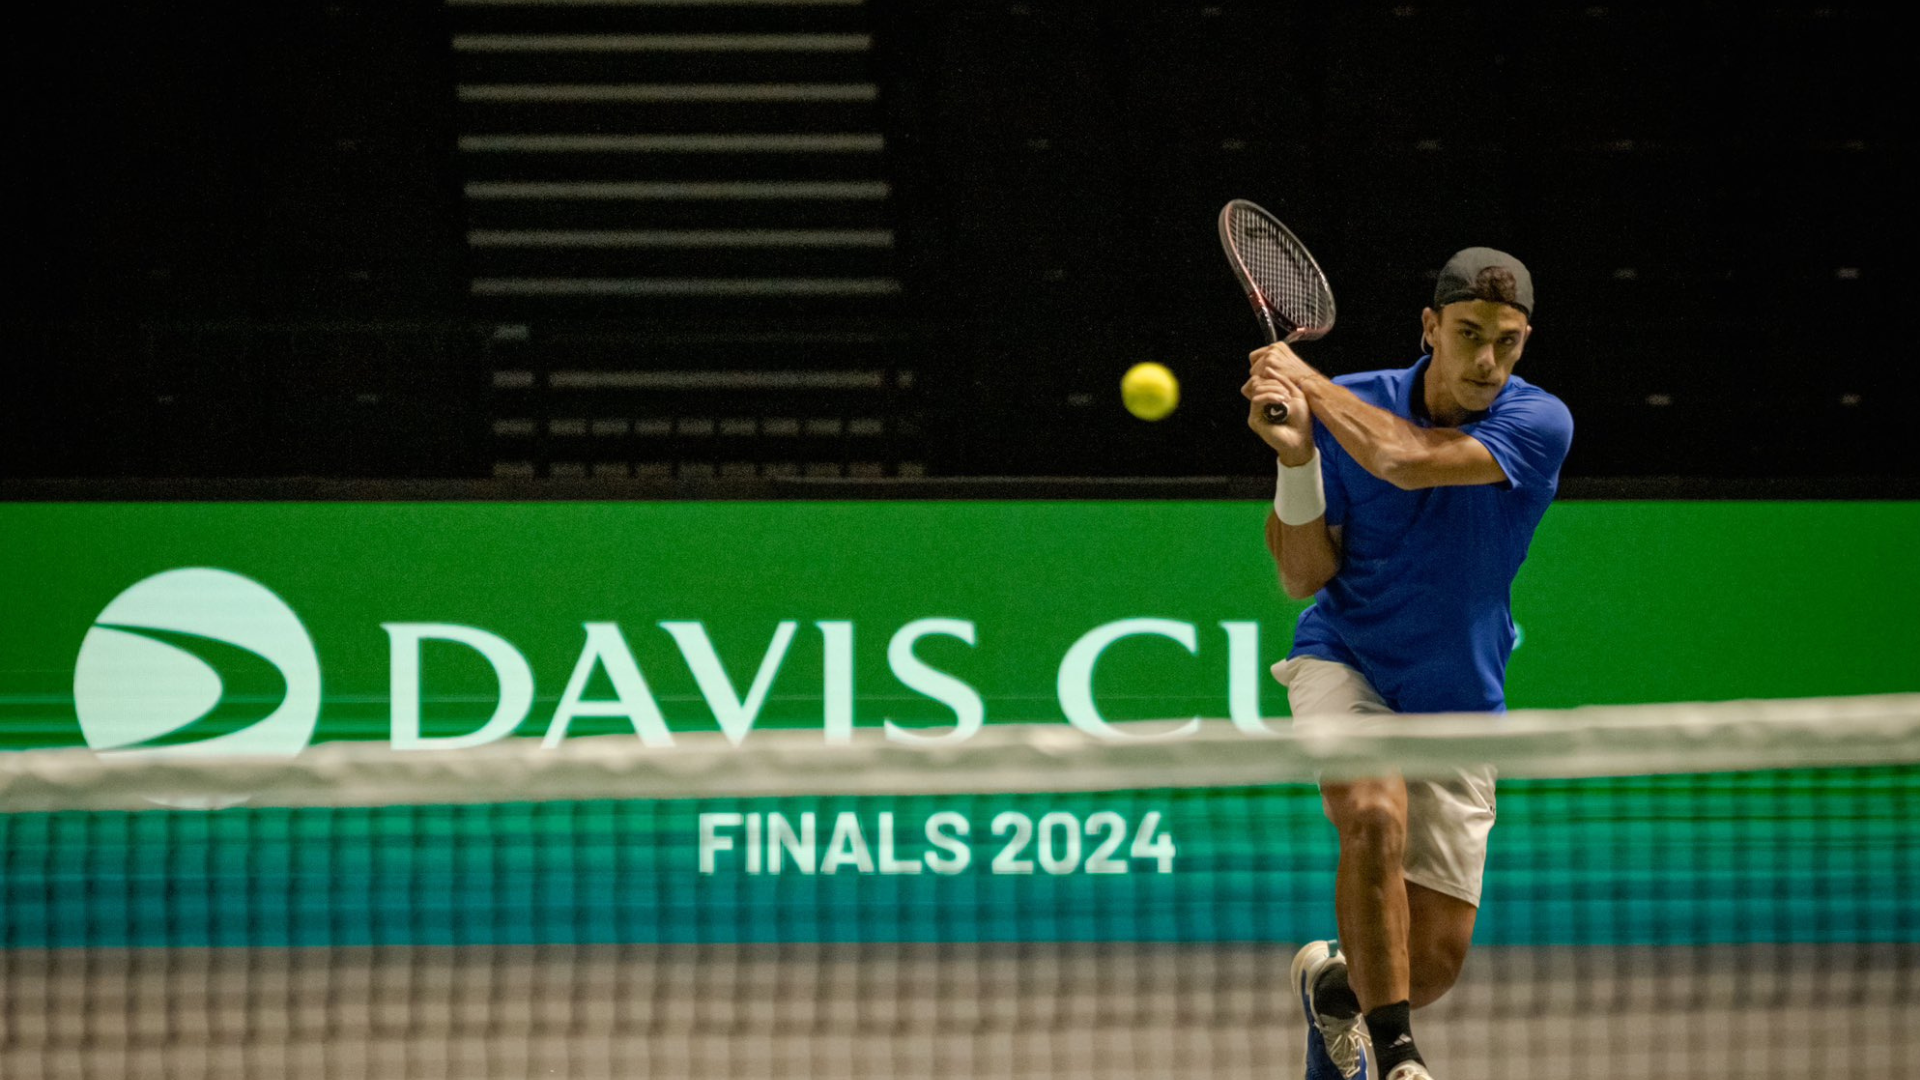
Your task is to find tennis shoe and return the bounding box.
[1291,940,1369,1079]
[1384,1063,1433,1080]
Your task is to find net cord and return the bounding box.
[2,693,1916,812]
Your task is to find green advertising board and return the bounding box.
[3,500,1916,753]
[1,500,1916,950]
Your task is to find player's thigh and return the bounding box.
[1402,767,1497,907]
[1275,657,1408,834]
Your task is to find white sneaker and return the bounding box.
[1290,940,1370,1079]
[1384,1062,1433,1080]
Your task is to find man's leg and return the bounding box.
[1280,656,1401,1078]
[1320,776,1413,1012]
[1280,656,1448,1078]
[1318,776,1438,1078]
[1400,767,1495,1010]
[1281,647,1494,1078]
[1311,817,1479,1012]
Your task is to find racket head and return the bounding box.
[1217,199,1337,343]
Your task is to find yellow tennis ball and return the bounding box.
[1121,362,1180,421]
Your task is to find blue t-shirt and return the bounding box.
[1286,355,1574,714]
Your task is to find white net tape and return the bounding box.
[5,693,1917,812]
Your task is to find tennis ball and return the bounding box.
[1121,362,1180,421]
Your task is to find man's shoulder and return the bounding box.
[1489,374,1573,429]
[1330,364,1414,403]
[1330,363,1413,388]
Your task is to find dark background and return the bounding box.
[7,1,1905,483]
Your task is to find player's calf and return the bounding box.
[1405,881,1478,1010]
[1407,937,1467,1009]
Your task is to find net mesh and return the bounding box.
[1220,200,1337,341]
[3,695,1917,1079]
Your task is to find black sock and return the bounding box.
[1311,962,1361,1019]
[1365,1000,1423,1075]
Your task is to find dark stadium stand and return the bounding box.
[7,1,1902,483]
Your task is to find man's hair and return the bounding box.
[1465,265,1521,307]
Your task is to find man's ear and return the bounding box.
[1420,307,1439,351]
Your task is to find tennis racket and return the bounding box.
[1217,199,1336,424]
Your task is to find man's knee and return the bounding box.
[1321,781,1408,858]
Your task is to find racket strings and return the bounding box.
[1226,210,1334,336]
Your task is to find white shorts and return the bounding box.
[1272,655,1497,908]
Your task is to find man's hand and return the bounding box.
[1248,342,1320,387]
[1243,365,1315,465]
[1245,343,1321,464]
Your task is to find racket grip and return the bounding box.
[1264,402,1290,424]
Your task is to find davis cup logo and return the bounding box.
[64,568,1288,776]
[73,568,321,762]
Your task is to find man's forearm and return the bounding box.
[1266,507,1339,600]
[1298,375,1428,482]
[1299,374,1509,490]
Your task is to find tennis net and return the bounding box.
[3,694,1916,1079]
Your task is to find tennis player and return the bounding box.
[1241,249,1573,1080]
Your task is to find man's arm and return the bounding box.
[1303,377,1507,489]
[1243,366,1343,598]
[1252,344,1508,490]
[1266,511,1342,600]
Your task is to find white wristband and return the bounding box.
[1274,450,1327,526]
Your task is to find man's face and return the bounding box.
[1422,300,1532,417]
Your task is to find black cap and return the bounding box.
[1434,247,1534,318]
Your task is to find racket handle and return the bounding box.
[1265,402,1290,424]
